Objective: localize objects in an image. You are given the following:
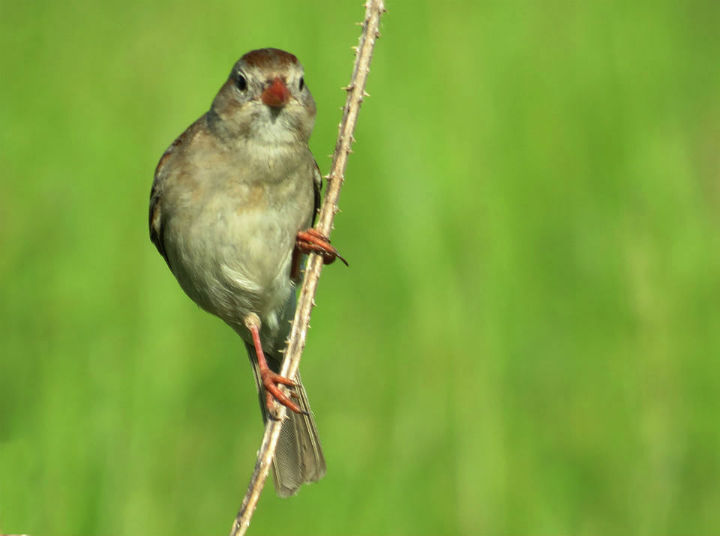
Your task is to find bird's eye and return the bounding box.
[236,74,248,91]
[299,77,305,91]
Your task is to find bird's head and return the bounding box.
[210,48,316,145]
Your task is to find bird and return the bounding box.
[149,48,344,497]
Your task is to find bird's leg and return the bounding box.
[244,314,304,415]
[295,228,349,266]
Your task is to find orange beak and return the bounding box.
[261,77,290,108]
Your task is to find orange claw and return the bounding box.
[261,368,304,416]
[247,317,304,415]
[296,228,349,266]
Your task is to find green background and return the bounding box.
[2,0,719,534]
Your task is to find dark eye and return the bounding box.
[299,76,305,91]
[236,74,248,91]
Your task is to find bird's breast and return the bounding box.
[162,160,312,334]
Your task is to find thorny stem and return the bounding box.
[228,2,385,535]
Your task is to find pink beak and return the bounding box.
[261,77,290,108]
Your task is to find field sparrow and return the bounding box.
[149,48,344,496]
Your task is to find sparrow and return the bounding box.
[149,48,345,497]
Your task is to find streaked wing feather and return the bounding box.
[149,117,205,269]
[312,161,322,226]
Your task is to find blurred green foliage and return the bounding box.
[2,0,720,534]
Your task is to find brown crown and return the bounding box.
[241,48,298,69]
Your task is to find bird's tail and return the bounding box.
[245,343,326,497]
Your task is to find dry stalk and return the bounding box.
[228,2,385,535]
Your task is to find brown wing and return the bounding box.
[148,179,168,265]
[149,116,204,268]
[312,160,322,226]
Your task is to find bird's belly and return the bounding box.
[166,204,298,335]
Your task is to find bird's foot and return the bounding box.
[261,369,305,416]
[245,312,305,416]
[295,228,348,266]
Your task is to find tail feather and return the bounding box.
[246,343,326,497]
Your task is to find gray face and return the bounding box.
[210,48,316,144]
